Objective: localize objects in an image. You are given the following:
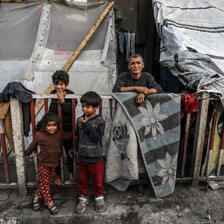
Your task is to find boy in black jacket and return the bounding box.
[49,70,77,185]
[69,91,106,214]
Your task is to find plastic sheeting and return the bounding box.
[0,1,44,82]
[0,1,44,60]
[0,0,116,96]
[152,0,224,105]
[0,0,117,152]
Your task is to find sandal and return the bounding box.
[46,204,59,215]
[33,202,41,211]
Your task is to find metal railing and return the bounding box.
[1,93,224,195]
[0,94,116,194]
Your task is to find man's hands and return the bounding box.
[68,149,77,158]
[136,93,145,104]
[135,87,157,95]
[57,91,66,103]
[120,86,158,104]
[135,87,157,104]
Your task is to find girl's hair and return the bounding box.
[35,112,59,132]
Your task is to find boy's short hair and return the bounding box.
[52,70,69,85]
[80,91,102,107]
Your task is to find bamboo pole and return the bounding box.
[34,1,115,116]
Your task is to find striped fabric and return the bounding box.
[106,92,181,198]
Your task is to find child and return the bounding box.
[25,112,72,215]
[49,70,77,185]
[69,91,106,213]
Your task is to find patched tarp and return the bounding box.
[0,0,116,150]
[152,0,224,105]
[0,0,116,95]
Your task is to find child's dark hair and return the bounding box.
[51,70,69,85]
[35,112,59,132]
[80,91,102,107]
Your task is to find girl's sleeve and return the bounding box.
[82,121,105,142]
[25,134,39,156]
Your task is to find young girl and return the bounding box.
[25,112,72,215]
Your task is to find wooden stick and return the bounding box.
[62,1,115,72]
[34,1,115,116]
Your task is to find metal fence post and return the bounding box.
[192,93,210,187]
[10,97,27,195]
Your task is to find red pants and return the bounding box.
[78,161,104,197]
[36,166,55,205]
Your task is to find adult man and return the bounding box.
[113,54,162,104]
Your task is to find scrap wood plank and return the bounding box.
[34,1,115,116]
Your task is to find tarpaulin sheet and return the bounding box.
[152,0,224,105]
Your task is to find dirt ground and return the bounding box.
[0,181,224,224]
[1,157,224,223]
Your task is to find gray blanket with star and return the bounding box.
[105,92,181,198]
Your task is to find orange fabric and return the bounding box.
[0,103,9,119]
[4,108,14,150]
[0,103,14,151]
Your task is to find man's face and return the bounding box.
[128,57,145,77]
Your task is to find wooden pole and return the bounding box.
[192,93,210,187]
[34,1,115,116]
[10,98,27,195]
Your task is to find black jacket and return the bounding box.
[49,89,77,132]
[0,82,35,136]
[72,114,105,163]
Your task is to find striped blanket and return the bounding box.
[105,92,181,198]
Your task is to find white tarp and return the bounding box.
[152,0,224,105]
[0,0,116,150]
[0,0,116,95]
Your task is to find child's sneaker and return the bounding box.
[76,194,89,214]
[95,195,106,212]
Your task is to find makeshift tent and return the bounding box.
[152,0,224,105]
[0,0,116,95]
[0,0,117,150]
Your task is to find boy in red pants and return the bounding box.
[69,91,106,213]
